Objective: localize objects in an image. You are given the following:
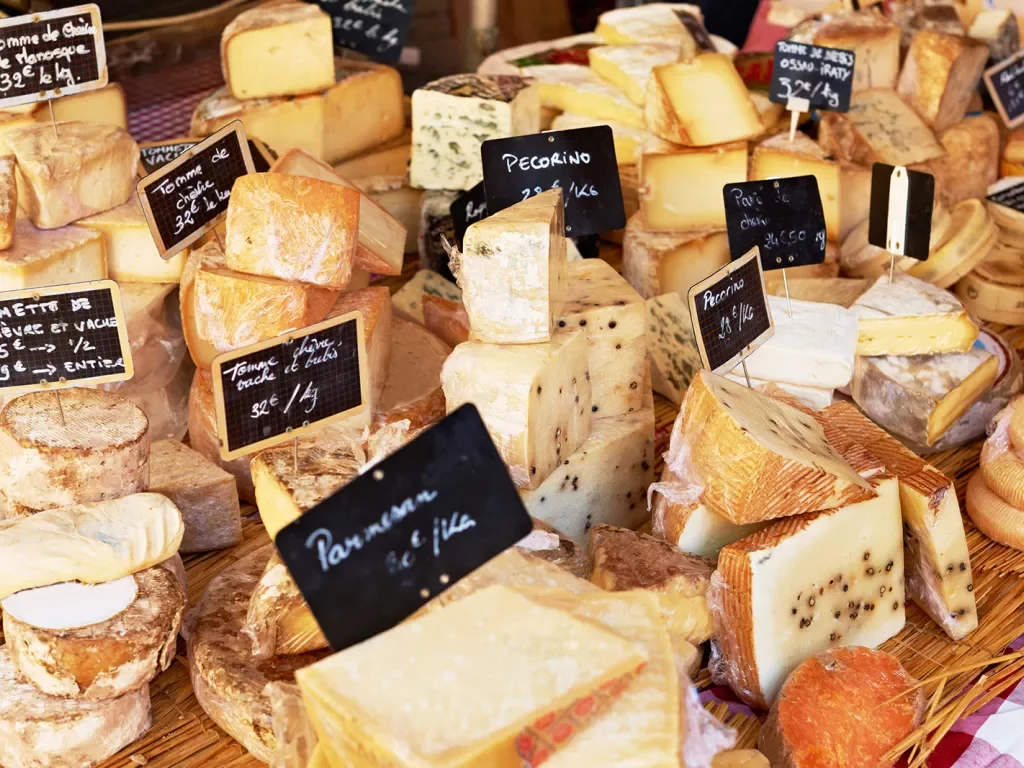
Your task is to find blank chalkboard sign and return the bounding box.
[985,50,1024,128]
[0,5,107,109]
[687,248,775,374]
[481,126,625,238]
[211,311,369,460]
[450,181,488,246]
[315,0,416,63]
[275,404,534,651]
[137,121,255,259]
[770,40,855,112]
[0,280,132,394]
[723,176,827,271]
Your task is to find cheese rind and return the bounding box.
[588,42,682,105]
[422,293,470,348]
[326,287,392,406]
[187,369,256,503]
[522,64,644,129]
[906,198,997,289]
[967,471,1024,551]
[623,213,730,299]
[0,220,105,291]
[78,196,186,283]
[375,317,450,432]
[245,551,327,658]
[0,156,14,250]
[911,115,1000,207]
[896,30,988,132]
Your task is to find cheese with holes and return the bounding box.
[187,369,256,503]
[148,439,240,554]
[645,54,763,146]
[0,646,151,768]
[662,370,872,525]
[588,42,682,105]
[245,551,327,658]
[623,213,730,299]
[78,196,186,283]
[442,330,591,490]
[818,90,945,166]
[0,156,14,250]
[710,468,904,709]
[0,390,149,515]
[897,30,987,132]
[645,292,702,405]
[0,220,104,290]
[460,188,567,344]
[521,378,653,543]
[910,115,1000,207]
[6,122,138,230]
[850,273,979,356]
[800,12,900,91]
[221,2,334,100]
[376,317,450,431]
[4,565,185,700]
[549,112,649,165]
[522,64,644,129]
[751,132,839,241]
[410,74,541,190]
[639,138,747,231]
[819,402,977,640]
[297,586,648,768]
[327,287,392,405]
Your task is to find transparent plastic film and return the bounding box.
[188,367,257,503]
[518,517,590,580]
[267,682,319,768]
[243,551,328,660]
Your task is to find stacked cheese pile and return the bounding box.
[967,397,1024,552]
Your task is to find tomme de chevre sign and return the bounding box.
[985,50,1024,128]
[450,181,488,246]
[0,280,132,394]
[138,137,273,177]
[315,0,416,64]
[687,247,775,374]
[211,311,369,461]
[868,163,935,260]
[722,176,827,270]
[0,4,107,109]
[274,404,534,651]
[770,40,855,112]
[137,121,255,259]
[481,126,626,238]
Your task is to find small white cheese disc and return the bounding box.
[1,576,138,630]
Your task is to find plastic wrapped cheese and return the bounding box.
[519,517,590,579]
[268,681,319,768]
[244,551,327,659]
[187,368,256,503]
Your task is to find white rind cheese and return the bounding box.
[588,42,682,105]
[0,221,106,291]
[521,64,644,129]
[1,577,138,631]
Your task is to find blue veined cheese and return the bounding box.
[519,64,644,129]
[391,268,462,325]
[644,292,703,406]
[409,74,541,191]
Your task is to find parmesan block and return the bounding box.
[750,133,839,241]
[0,389,149,514]
[225,173,359,289]
[521,64,644,129]
[710,469,905,709]
[187,369,256,503]
[0,220,105,291]
[588,42,682,105]
[460,188,567,344]
[639,138,747,231]
[4,565,185,700]
[0,156,15,250]
[589,523,715,645]
[410,74,540,190]
[897,30,988,132]
[326,287,392,405]
[623,213,730,299]
[375,317,450,432]
[850,273,979,356]
[441,331,592,490]
[644,292,705,406]
[296,586,648,768]
[221,2,334,100]
[422,293,470,348]
[6,122,139,229]
[801,12,900,91]
[558,259,645,417]
[0,646,151,768]
[245,551,327,658]
[148,439,241,554]
[662,370,872,525]
[78,196,186,283]
[645,54,763,146]
[0,493,184,600]
[189,546,328,764]
[817,89,946,167]
[910,115,1000,207]
[520,378,654,543]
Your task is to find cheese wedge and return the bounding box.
[588,42,682,105]
[911,115,1000,207]
[334,128,411,178]
[897,30,988,132]
[644,292,702,406]
[0,220,105,291]
[357,175,421,254]
[0,156,14,250]
[596,3,702,55]
[522,64,645,129]
[622,213,730,299]
[326,287,392,405]
[797,11,900,91]
[548,112,650,165]
[78,196,186,283]
[375,317,450,432]
[245,551,327,658]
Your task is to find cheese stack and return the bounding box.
[967,398,1024,552]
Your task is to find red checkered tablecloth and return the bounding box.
[124,56,224,142]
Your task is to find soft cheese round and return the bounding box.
[0,388,149,513]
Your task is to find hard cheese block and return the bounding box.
[905,198,997,290]
[520,64,644,129]
[896,30,988,132]
[78,196,186,283]
[187,369,256,503]
[796,11,900,91]
[6,122,139,229]
[326,286,393,406]
[441,330,592,490]
[375,317,450,432]
[645,292,705,406]
[410,74,541,190]
[460,188,567,344]
[750,133,839,241]
[710,469,905,709]
[588,42,683,106]
[623,213,729,299]
[356,175,422,254]
[296,585,648,768]
[37,83,128,129]
[911,114,1000,207]
[221,2,334,100]
[245,550,327,658]
[0,156,14,250]
[0,220,105,291]
[596,4,701,55]
[334,128,411,178]
[148,439,241,554]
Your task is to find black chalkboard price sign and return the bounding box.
[0,4,108,109]
[137,138,198,177]
[988,177,1024,216]
[315,0,416,64]
[450,181,488,246]
[868,163,934,260]
[722,176,827,271]
[687,248,775,374]
[137,121,255,259]
[481,126,625,238]
[0,280,133,394]
[211,311,369,461]
[275,403,534,651]
[769,40,855,113]
[985,50,1024,128]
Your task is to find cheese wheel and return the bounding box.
[187,368,256,504]
[967,472,1024,550]
[907,199,998,289]
[972,241,1024,286]
[0,646,151,768]
[0,388,149,514]
[373,317,450,432]
[4,565,186,700]
[980,448,1024,509]
[956,270,1024,325]
[1009,401,1024,454]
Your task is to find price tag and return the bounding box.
[275,404,533,651]
[687,247,775,374]
[481,126,626,238]
[315,0,416,64]
[211,311,369,461]
[868,163,934,260]
[137,121,255,260]
[0,280,132,393]
[450,181,488,246]
[769,40,855,113]
[985,49,1024,128]
[0,5,107,109]
[988,177,1024,215]
[723,176,827,270]
[139,137,273,177]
